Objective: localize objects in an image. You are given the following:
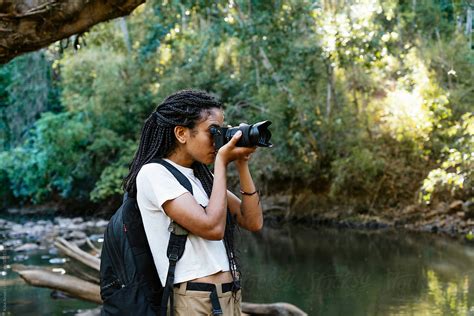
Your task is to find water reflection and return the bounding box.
[238,225,474,315]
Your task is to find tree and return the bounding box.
[0,0,145,64]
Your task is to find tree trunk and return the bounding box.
[325,61,337,121]
[117,17,131,53]
[0,0,146,64]
[466,7,473,49]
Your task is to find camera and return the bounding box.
[210,120,273,150]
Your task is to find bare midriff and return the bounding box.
[190,271,234,284]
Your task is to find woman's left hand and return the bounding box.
[235,146,256,168]
[234,123,257,167]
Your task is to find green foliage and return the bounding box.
[421,113,474,203]
[0,112,93,203]
[331,147,385,199]
[0,0,472,213]
[90,140,136,201]
[60,48,147,134]
[0,51,59,150]
[0,64,11,108]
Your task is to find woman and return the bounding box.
[123,89,263,315]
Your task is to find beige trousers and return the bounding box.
[171,282,242,316]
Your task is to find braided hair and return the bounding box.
[123,89,240,288]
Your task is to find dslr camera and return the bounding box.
[210,120,273,150]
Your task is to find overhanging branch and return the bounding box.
[0,0,146,64]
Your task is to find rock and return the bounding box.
[3,239,22,249]
[458,217,467,227]
[88,234,104,242]
[75,307,102,316]
[49,257,67,264]
[425,209,440,220]
[37,220,53,226]
[95,219,109,228]
[65,231,87,240]
[13,254,29,262]
[66,223,87,231]
[448,200,464,214]
[85,221,97,228]
[463,201,474,219]
[11,224,24,231]
[55,217,70,225]
[403,205,420,214]
[50,290,72,300]
[72,239,87,247]
[14,243,39,252]
[25,225,47,238]
[72,217,84,224]
[48,247,59,255]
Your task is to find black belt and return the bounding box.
[175,281,240,315]
[180,280,240,293]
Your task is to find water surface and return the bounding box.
[239,224,474,315]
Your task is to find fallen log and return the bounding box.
[12,264,101,304]
[86,237,101,256]
[54,237,100,272]
[242,302,307,316]
[65,260,100,285]
[12,265,307,315]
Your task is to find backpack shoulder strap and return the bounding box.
[150,158,193,195]
[148,158,193,316]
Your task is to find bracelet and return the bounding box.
[240,188,259,196]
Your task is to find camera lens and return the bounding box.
[210,121,272,150]
[251,121,272,147]
[225,121,272,147]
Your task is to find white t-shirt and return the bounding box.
[136,159,230,285]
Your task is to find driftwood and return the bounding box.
[12,264,101,304]
[65,260,100,285]
[54,237,100,271]
[242,302,307,316]
[86,237,101,256]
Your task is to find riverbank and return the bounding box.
[3,192,474,241]
[261,193,474,240]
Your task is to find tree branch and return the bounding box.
[0,0,146,64]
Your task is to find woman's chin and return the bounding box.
[206,154,216,164]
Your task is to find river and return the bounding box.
[2,215,474,315]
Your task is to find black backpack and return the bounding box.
[100,159,192,316]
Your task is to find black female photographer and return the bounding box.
[123,89,263,315]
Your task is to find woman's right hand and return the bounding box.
[216,131,256,166]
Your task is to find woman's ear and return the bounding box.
[174,126,188,144]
